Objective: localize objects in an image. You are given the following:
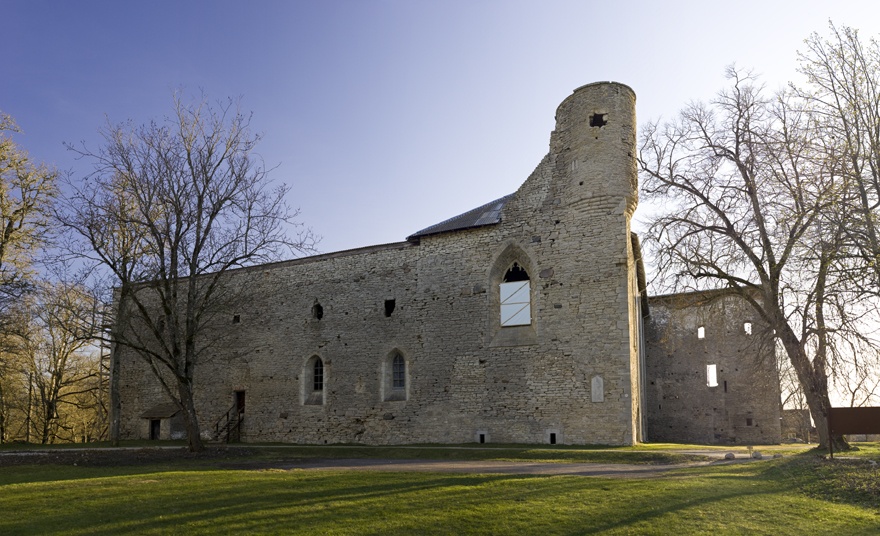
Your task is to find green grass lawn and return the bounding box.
[0,445,877,535]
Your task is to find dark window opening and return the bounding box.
[549,432,557,445]
[384,299,396,317]
[746,418,753,426]
[313,358,324,391]
[723,380,728,393]
[312,302,323,320]
[392,353,406,390]
[232,315,240,324]
[589,113,607,127]
[235,391,246,414]
[503,263,529,282]
[479,433,485,444]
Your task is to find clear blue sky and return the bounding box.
[6,0,880,254]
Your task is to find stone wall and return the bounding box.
[115,82,646,446]
[645,291,782,444]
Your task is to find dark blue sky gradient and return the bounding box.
[6,0,880,253]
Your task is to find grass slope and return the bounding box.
[0,446,877,535]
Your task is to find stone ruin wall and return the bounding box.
[645,292,782,444]
[115,82,645,446]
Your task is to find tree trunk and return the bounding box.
[777,323,849,451]
[108,289,127,447]
[177,378,204,452]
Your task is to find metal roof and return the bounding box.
[407,193,513,241]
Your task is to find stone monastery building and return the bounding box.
[117,82,783,446]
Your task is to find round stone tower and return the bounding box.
[550,82,638,216]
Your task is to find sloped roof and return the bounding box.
[140,402,181,419]
[408,193,514,241]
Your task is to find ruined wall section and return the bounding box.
[645,292,782,444]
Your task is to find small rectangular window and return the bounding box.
[707,364,718,387]
[500,281,531,326]
[744,322,752,335]
[697,326,705,339]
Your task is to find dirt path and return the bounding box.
[0,446,763,478]
[243,457,723,478]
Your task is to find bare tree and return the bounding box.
[14,281,102,444]
[638,69,867,450]
[0,113,57,310]
[796,23,880,293]
[0,113,57,443]
[60,94,313,452]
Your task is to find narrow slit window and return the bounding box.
[500,263,531,327]
[392,353,406,390]
[744,322,752,335]
[384,299,396,317]
[312,302,323,320]
[313,358,324,391]
[697,326,705,339]
[707,364,718,387]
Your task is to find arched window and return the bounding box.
[500,263,531,326]
[384,350,408,401]
[392,354,405,390]
[313,358,324,391]
[303,355,325,405]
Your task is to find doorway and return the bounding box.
[149,419,161,440]
[235,391,246,414]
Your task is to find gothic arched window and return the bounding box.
[313,358,324,391]
[500,263,531,326]
[392,353,406,390]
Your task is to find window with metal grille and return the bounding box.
[313,358,323,391]
[392,353,405,390]
[500,263,531,327]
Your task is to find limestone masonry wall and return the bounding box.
[116,82,780,446]
[645,292,782,444]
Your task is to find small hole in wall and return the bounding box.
[746,418,754,426]
[232,315,240,324]
[744,322,752,335]
[579,181,584,185]
[724,380,728,393]
[549,433,557,445]
[384,299,396,317]
[313,302,323,320]
[589,113,607,127]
